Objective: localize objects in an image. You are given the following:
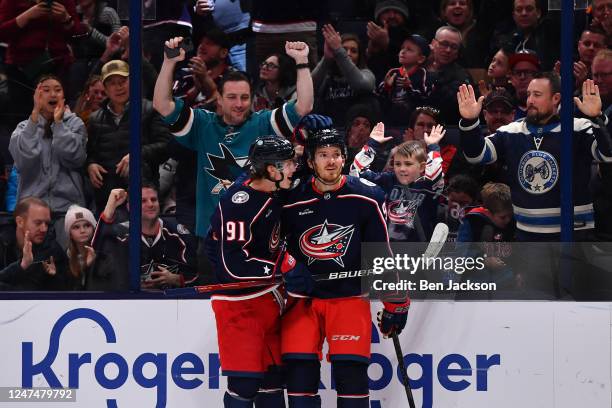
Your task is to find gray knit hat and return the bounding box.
[374,0,410,21]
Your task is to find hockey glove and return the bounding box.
[378,300,410,337]
[349,144,375,176]
[278,252,315,295]
[293,114,333,144]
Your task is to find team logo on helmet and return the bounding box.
[299,219,354,267]
[518,150,558,195]
[387,199,419,227]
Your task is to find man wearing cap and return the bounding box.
[87,60,172,212]
[483,88,516,134]
[508,50,540,119]
[174,28,234,111]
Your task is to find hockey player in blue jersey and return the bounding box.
[350,121,445,241]
[279,129,409,408]
[205,136,297,407]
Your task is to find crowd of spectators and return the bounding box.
[0,0,611,293]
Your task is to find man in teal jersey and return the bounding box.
[154,37,313,240]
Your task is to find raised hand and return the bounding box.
[53,98,66,123]
[457,84,484,120]
[574,79,602,118]
[50,1,70,23]
[164,36,187,64]
[424,124,447,146]
[322,24,342,52]
[369,122,394,144]
[31,84,44,123]
[20,231,33,270]
[16,3,50,28]
[104,188,128,220]
[573,61,588,86]
[188,56,209,91]
[366,21,389,52]
[478,80,491,98]
[285,41,309,64]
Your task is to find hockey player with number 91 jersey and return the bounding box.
[205,136,297,408]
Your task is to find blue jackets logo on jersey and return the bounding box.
[205,144,249,194]
[231,191,250,204]
[518,150,559,194]
[299,219,355,267]
[269,221,281,253]
[388,199,419,227]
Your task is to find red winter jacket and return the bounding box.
[0,0,82,69]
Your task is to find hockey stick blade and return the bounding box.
[423,223,449,268]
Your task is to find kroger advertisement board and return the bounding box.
[0,300,610,408]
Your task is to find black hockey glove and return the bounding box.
[378,300,410,337]
[278,252,315,295]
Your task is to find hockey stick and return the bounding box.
[392,333,416,408]
[164,268,377,296]
[165,223,450,297]
[389,222,448,408]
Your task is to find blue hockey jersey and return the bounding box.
[206,179,283,299]
[281,176,390,299]
[460,115,612,234]
[351,140,444,241]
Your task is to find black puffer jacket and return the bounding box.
[86,99,172,185]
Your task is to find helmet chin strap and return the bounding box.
[265,163,289,191]
[313,167,342,187]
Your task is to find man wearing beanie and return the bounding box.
[367,0,437,82]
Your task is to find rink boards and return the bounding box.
[0,300,610,408]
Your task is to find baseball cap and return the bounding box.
[483,88,516,111]
[404,34,431,58]
[508,50,541,70]
[203,28,231,50]
[101,60,129,83]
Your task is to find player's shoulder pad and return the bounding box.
[345,175,386,202]
[219,182,272,216]
[160,217,192,235]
